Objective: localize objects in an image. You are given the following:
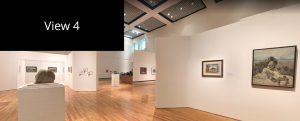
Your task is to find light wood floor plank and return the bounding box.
[0,80,237,121]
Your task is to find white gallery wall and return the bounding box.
[155,37,189,107]
[0,52,19,91]
[98,38,133,78]
[133,51,156,82]
[71,51,97,91]
[0,51,67,91]
[155,3,300,121]
[66,52,74,88]
[25,60,64,84]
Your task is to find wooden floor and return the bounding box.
[0,80,237,121]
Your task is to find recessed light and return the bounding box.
[167,13,170,16]
[171,16,173,18]
[124,13,126,16]
[191,2,194,5]
[180,7,183,10]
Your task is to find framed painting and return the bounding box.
[68,67,72,73]
[48,67,57,72]
[140,67,147,74]
[26,66,37,72]
[252,46,297,88]
[151,67,156,75]
[202,60,223,77]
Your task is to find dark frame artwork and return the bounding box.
[48,67,57,72]
[151,67,156,75]
[140,67,147,74]
[26,66,37,72]
[202,60,223,77]
[68,67,72,73]
[252,46,297,88]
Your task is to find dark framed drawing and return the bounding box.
[252,46,297,88]
[48,67,57,72]
[151,67,156,75]
[68,67,72,73]
[140,67,147,74]
[26,66,37,72]
[202,60,223,77]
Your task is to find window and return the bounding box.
[133,38,146,51]
[140,39,146,50]
[134,42,139,50]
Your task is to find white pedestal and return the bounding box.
[111,74,120,86]
[18,83,65,121]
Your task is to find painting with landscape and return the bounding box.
[202,60,223,77]
[252,46,297,88]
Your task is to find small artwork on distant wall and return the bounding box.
[68,67,72,73]
[202,60,223,77]
[140,67,147,74]
[79,68,93,76]
[48,67,57,72]
[252,46,297,88]
[26,66,37,72]
[151,67,156,75]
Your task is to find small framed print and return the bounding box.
[151,67,156,75]
[68,67,72,73]
[26,66,37,72]
[140,67,147,74]
[48,67,57,72]
[202,60,223,77]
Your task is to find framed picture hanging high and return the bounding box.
[202,60,223,77]
[26,66,37,72]
[140,67,147,74]
[151,67,156,75]
[48,67,57,72]
[252,46,297,88]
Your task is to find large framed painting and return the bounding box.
[140,67,147,74]
[48,67,57,72]
[151,67,156,75]
[252,46,297,88]
[202,60,223,77]
[26,66,37,72]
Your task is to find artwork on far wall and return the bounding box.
[79,68,93,76]
[252,46,297,88]
[68,67,72,73]
[202,60,223,77]
[48,67,57,72]
[26,66,37,72]
[151,67,156,75]
[140,67,147,74]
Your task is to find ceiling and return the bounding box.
[124,0,212,39]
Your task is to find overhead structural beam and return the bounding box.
[124,0,181,32]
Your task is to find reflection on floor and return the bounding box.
[0,80,237,121]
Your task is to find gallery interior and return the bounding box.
[1,0,300,121]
